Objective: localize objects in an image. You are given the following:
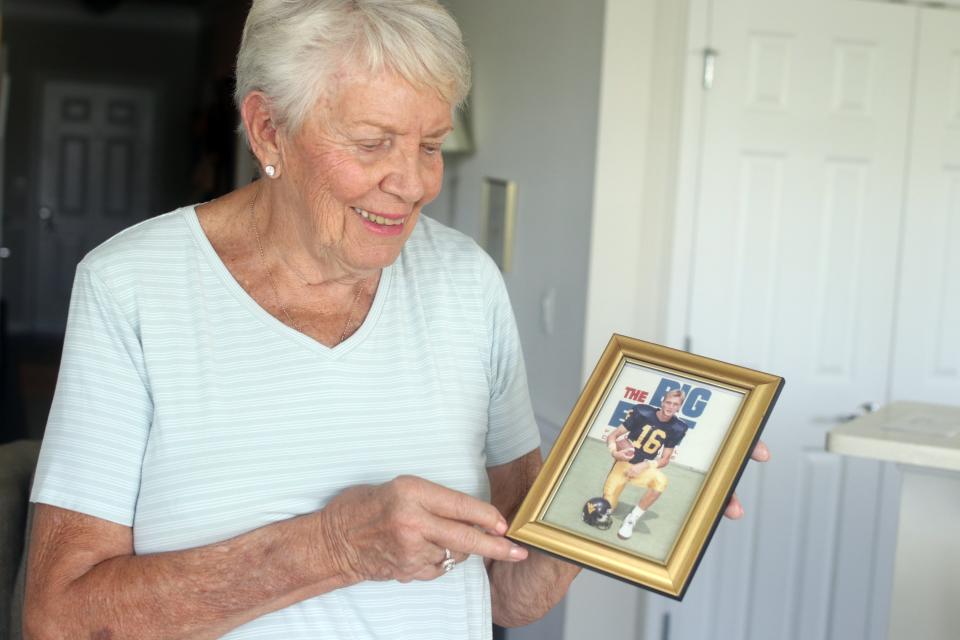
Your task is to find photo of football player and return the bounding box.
[599,389,689,540]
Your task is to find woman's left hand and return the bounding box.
[723,440,770,520]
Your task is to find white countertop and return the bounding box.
[826,402,960,471]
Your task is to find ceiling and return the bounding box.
[3,0,246,25]
[82,0,231,11]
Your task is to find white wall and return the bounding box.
[434,0,605,446]
[581,0,690,369]
[569,0,692,638]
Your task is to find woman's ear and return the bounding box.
[240,91,283,177]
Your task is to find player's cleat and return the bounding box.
[617,513,639,539]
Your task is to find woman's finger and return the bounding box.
[410,548,471,581]
[751,440,770,462]
[423,513,527,563]
[401,476,508,534]
[724,492,744,519]
[721,442,768,520]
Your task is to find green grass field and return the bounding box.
[540,438,706,563]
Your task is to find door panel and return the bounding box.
[652,1,915,638]
[791,450,842,640]
[33,81,154,333]
[891,8,960,404]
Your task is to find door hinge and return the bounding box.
[683,335,692,352]
[702,47,718,89]
[661,612,671,640]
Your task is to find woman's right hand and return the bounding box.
[318,475,528,583]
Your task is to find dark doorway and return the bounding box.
[0,0,248,442]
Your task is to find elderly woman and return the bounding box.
[23,1,764,638]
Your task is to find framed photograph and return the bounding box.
[507,334,784,599]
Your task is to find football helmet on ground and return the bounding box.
[581,497,613,530]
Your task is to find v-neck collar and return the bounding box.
[183,205,393,358]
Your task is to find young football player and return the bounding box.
[603,389,688,539]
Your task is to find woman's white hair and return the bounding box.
[235,0,470,143]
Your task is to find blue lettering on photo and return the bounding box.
[608,400,637,427]
[684,388,712,417]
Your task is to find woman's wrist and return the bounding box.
[304,506,363,592]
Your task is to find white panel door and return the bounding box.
[648,1,915,639]
[891,7,960,404]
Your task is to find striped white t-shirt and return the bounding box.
[31,207,540,639]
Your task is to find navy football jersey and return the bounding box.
[621,404,688,463]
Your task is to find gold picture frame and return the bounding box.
[507,334,784,599]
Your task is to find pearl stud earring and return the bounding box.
[264,164,277,178]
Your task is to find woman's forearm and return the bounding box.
[488,550,580,628]
[485,449,581,627]
[25,505,353,640]
[26,474,524,639]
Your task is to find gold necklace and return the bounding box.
[249,187,365,343]
[284,258,323,287]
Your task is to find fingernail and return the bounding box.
[495,519,507,535]
[509,545,527,560]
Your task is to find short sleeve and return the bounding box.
[30,264,154,526]
[479,255,540,467]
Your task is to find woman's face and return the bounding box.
[279,70,452,274]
